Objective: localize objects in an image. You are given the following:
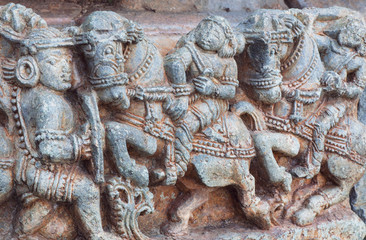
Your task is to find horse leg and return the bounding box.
[293,154,365,226]
[105,121,158,187]
[253,132,300,192]
[0,166,13,205]
[233,159,272,229]
[0,127,14,205]
[161,185,215,236]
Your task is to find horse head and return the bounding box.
[74,11,143,110]
[237,11,305,104]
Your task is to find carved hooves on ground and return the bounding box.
[292,208,317,227]
[160,220,189,237]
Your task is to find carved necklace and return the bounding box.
[280,34,305,71]
[124,40,155,83]
[282,37,318,89]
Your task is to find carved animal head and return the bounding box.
[75,11,143,110]
[237,12,304,104]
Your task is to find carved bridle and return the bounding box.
[74,32,130,89]
[242,29,294,45]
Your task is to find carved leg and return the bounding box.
[174,111,200,176]
[0,127,15,205]
[293,104,346,179]
[233,159,271,230]
[72,173,123,240]
[0,166,13,205]
[161,186,215,236]
[105,121,158,187]
[253,132,300,192]
[293,154,365,226]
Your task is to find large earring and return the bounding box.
[15,56,40,87]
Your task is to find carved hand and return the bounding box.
[164,96,189,121]
[134,85,145,101]
[79,123,93,160]
[321,71,343,94]
[282,15,304,37]
[193,76,217,96]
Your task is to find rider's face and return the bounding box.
[36,48,72,91]
[196,21,225,52]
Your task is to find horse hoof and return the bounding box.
[244,199,272,230]
[290,166,310,178]
[160,220,189,237]
[281,172,293,193]
[292,208,316,226]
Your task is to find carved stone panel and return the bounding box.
[0,3,365,240]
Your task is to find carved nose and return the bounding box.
[94,64,117,78]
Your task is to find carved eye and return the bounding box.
[104,46,114,56]
[270,45,277,55]
[85,44,92,51]
[47,58,57,65]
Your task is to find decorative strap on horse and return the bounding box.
[127,40,155,83]
[89,72,129,89]
[192,137,256,159]
[282,37,318,89]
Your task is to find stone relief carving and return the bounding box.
[0,3,365,240]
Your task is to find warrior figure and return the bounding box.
[12,27,120,240]
[294,16,366,179]
[164,15,244,176]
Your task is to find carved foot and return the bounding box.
[290,165,320,179]
[292,208,316,226]
[160,220,189,237]
[243,198,272,230]
[122,163,149,188]
[280,170,293,193]
[276,167,292,193]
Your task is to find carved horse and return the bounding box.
[236,11,366,226]
[75,11,273,237]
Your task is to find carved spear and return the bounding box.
[77,87,105,184]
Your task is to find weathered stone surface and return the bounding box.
[285,0,366,13]
[0,2,365,240]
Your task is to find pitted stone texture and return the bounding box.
[168,208,366,240]
[285,0,366,13]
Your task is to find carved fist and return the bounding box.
[321,71,343,94]
[134,85,145,101]
[164,96,189,121]
[193,76,217,96]
[126,21,144,43]
[282,15,304,37]
[79,123,92,160]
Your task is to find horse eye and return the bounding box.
[84,44,93,52]
[104,46,114,56]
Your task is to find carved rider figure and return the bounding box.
[164,15,243,177]
[294,16,366,179]
[11,27,120,240]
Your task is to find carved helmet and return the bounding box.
[0,3,74,88]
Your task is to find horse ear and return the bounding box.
[15,56,40,87]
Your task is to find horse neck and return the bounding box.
[125,39,166,87]
[281,33,323,86]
